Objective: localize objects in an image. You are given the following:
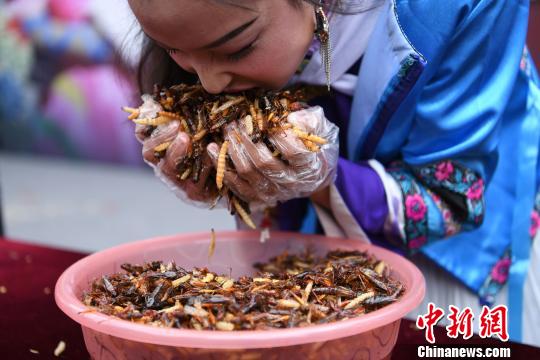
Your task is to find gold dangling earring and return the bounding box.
[315,2,331,91]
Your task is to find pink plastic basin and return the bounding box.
[55,231,425,360]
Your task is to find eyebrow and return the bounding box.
[202,17,258,49]
[144,17,258,52]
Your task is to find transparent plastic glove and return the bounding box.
[138,120,218,206]
[207,106,339,207]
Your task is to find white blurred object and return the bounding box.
[4,0,47,19]
[88,0,142,67]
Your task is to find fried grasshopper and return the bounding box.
[82,249,404,331]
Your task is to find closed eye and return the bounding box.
[226,37,258,62]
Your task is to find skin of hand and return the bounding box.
[129,0,335,205]
[207,107,337,205]
[138,122,218,203]
[310,185,331,209]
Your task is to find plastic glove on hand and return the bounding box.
[207,106,339,207]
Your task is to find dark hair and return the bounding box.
[134,0,382,95]
[136,34,198,94]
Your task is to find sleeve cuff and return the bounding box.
[334,158,389,235]
[313,158,406,243]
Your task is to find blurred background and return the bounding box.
[0,0,235,252]
[0,0,538,252]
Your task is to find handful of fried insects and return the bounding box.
[123,84,330,229]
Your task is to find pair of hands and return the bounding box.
[136,106,339,208]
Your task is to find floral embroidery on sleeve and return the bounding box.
[531,211,540,239]
[479,250,511,305]
[479,187,540,305]
[413,161,485,227]
[405,194,428,249]
[387,163,428,250]
[387,160,486,251]
[520,47,532,79]
[530,189,540,241]
[426,189,462,237]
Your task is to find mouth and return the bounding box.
[224,87,251,93]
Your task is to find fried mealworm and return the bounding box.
[232,197,256,229]
[216,141,229,190]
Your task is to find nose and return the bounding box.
[196,64,232,94]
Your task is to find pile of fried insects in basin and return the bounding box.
[122,84,329,229]
[82,250,404,330]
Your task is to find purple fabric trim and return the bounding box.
[335,158,389,235]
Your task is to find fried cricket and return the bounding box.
[82,249,404,331]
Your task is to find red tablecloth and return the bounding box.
[1,238,538,359]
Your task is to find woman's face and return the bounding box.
[129,0,315,94]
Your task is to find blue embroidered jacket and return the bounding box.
[307,0,538,341]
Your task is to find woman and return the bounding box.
[128,0,540,345]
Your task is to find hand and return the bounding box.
[137,121,218,205]
[310,185,331,209]
[207,106,339,206]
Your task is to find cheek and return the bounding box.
[245,20,313,88]
[241,41,308,88]
[245,54,294,88]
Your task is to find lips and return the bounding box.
[224,86,252,93]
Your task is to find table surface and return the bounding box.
[1,238,538,359]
